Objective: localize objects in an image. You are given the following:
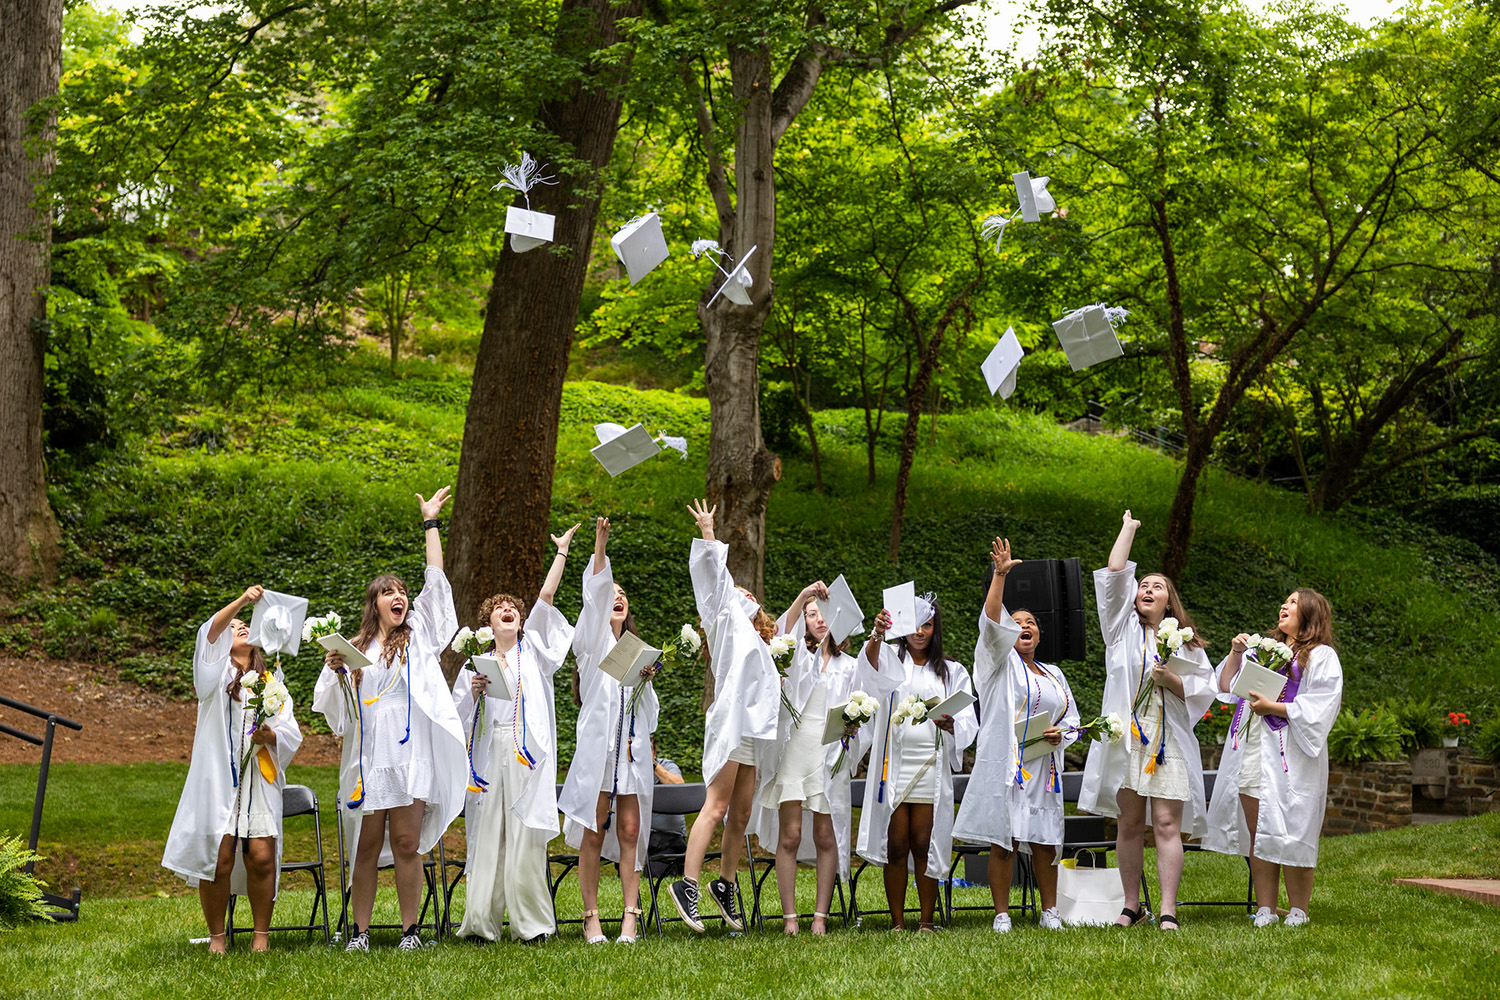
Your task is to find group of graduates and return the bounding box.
[162,491,1344,952]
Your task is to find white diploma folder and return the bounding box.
[882,581,918,640]
[597,631,662,687]
[1165,653,1201,677]
[590,422,662,477]
[928,689,975,722]
[1052,304,1124,371]
[982,326,1024,398]
[823,702,855,745]
[611,212,670,285]
[1231,659,1290,701]
[316,633,372,671]
[1014,710,1055,761]
[818,574,865,644]
[248,589,308,657]
[505,205,555,253]
[471,654,512,701]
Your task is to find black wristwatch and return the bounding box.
[423,519,443,531]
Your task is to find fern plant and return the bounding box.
[0,836,50,929]
[1384,696,1444,752]
[1327,709,1406,765]
[1473,716,1500,763]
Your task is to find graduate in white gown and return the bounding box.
[751,579,874,936]
[1205,589,1344,928]
[312,488,467,951]
[557,517,659,945]
[163,585,303,953]
[452,523,579,943]
[856,594,979,932]
[1077,510,1214,931]
[667,500,780,934]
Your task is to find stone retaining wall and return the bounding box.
[1323,759,1413,836]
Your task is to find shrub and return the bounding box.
[0,837,49,930]
[1384,696,1444,752]
[1472,715,1500,763]
[1328,708,1406,765]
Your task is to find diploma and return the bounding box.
[315,634,372,670]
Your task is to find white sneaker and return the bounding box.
[1284,908,1309,927]
[1038,907,1063,930]
[1252,906,1279,928]
[991,913,1012,933]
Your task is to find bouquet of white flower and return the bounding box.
[831,691,879,774]
[451,626,495,661]
[1068,712,1126,744]
[238,671,290,784]
[1231,635,1296,740]
[626,623,701,715]
[892,693,934,725]
[768,633,803,725]
[1133,616,1196,718]
[302,611,343,644]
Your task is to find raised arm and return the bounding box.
[418,486,454,570]
[984,537,1020,624]
[207,585,263,644]
[688,498,716,541]
[863,609,892,668]
[780,580,829,636]
[537,523,581,607]
[592,516,611,576]
[1107,509,1140,572]
[1219,633,1250,693]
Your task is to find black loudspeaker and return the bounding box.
[1001,557,1086,663]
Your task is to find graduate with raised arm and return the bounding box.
[1078,510,1214,931]
[313,488,467,952]
[163,585,303,953]
[558,517,659,945]
[668,500,780,933]
[750,578,873,936]
[856,592,979,932]
[1205,589,1344,927]
[452,522,580,943]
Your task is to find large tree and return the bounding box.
[0,0,63,579]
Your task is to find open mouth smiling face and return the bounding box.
[380,588,408,627]
[1278,593,1299,632]
[1136,575,1169,617]
[612,585,629,622]
[1013,612,1040,655]
[491,602,521,633]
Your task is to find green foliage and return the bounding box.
[1328,709,1407,766]
[1383,696,1444,754]
[0,838,49,930]
[1472,715,1500,763]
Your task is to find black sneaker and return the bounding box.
[344,929,370,953]
[707,877,744,932]
[669,878,705,933]
[398,931,426,951]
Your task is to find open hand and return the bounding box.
[991,537,1021,575]
[418,486,453,521]
[552,523,581,555]
[687,499,717,538]
[1122,509,1141,531]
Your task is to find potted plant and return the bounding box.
[1443,711,1471,748]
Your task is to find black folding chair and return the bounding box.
[546,783,624,933]
[334,807,447,942]
[845,777,950,928]
[1177,770,1255,914]
[744,826,849,928]
[642,783,748,936]
[227,783,331,946]
[945,773,1037,925]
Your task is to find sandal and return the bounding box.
[616,906,643,944]
[1159,914,1180,931]
[583,908,607,945]
[1116,906,1151,927]
[811,910,830,936]
[207,931,227,955]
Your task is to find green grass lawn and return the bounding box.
[3,763,1499,999]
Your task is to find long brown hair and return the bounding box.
[350,573,412,667]
[1139,573,1208,649]
[1272,588,1338,658]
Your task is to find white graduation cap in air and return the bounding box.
[982,326,1024,399]
[611,213,670,285]
[495,153,558,253]
[979,170,1058,254]
[247,589,309,658]
[691,239,757,307]
[591,422,662,477]
[1052,303,1127,371]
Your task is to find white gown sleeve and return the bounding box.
[266,686,303,773]
[1178,645,1217,722]
[192,617,233,701]
[1284,645,1344,759]
[312,665,352,737]
[1093,561,1139,648]
[574,558,615,664]
[411,564,459,652]
[945,662,979,768]
[525,601,575,677]
[972,607,1022,695]
[689,538,736,626]
[856,642,906,697]
[1058,668,1082,749]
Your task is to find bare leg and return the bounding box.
[1283,864,1316,915]
[386,800,427,929]
[579,792,612,941]
[350,809,388,931]
[810,812,838,935]
[1151,797,1184,919]
[1114,788,1146,924]
[683,762,738,882]
[775,801,804,934]
[1030,843,1059,911]
[614,795,642,939]
[1241,794,1280,911]
[718,764,758,880]
[909,805,938,928]
[243,836,278,952]
[883,805,912,929]
[200,835,237,953]
[987,844,1014,916]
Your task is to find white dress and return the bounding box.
[1007,653,1081,848]
[953,610,1023,849]
[311,566,467,872]
[690,538,779,785]
[558,558,660,872]
[162,618,303,895]
[1078,562,1216,839]
[856,645,978,879]
[1205,645,1344,868]
[452,601,574,940]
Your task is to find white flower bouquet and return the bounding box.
[1134,616,1195,717]
[302,611,343,644]
[831,691,879,775]
[451,625,495,661]
[1068,712,1126,744]
[627,623,701,715]
[239,670,290,783]
[769,633,802,725]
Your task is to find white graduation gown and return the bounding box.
[162,618,303,895]
[1204,644,1344,867]
[1078,562,1216,839]
[312,565,466,872]
[558,558,659,871]
[856,645,979,879]
[1006,653,1081,847]
[749,609,875,881]
[953,609,1023,849]
[690,538,779,785]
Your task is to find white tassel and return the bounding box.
[980,211,1017,254]
[655,434,688,458]
[492,152,557,208]
[1062,302,1130,325]
[690,238,726,259]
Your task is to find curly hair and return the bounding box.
[477,593,529,638]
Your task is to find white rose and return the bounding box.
[301,618,315,643]
[450,626,473,654]
[242,671,262,692]
[1179,626,1194,642]
[1160,616,1179,632]
[681,623,702,652]
[475,626,494,646]
[328,611,342,629]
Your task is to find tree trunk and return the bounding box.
[0,0,63,580]
[447,0,642,627]
[1158,429,1214,582]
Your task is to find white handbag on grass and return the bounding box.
[1056,854,1126,926]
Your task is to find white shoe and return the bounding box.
[1252,906,1279,928]
[991,913,1012,933]
[1038,907,1063,930]
[1284,908,1309,927]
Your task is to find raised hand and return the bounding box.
[595,517,611,551]
[1231,632,1250,653]
[687,499,717,539]
[804,580,830,603]
[871,609,892,641]
[991,537,1022,576]
[551,523,581,555]
[242,585,265,606]
[417,486,454,521]
[1122,508,1141,531]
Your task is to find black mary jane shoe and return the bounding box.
[1116,906,1152,927]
